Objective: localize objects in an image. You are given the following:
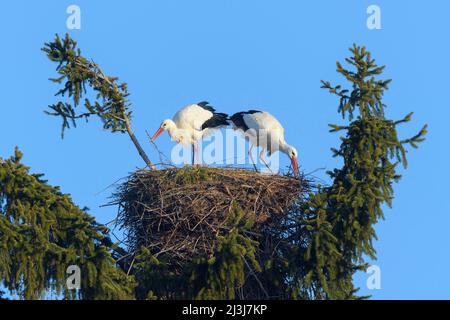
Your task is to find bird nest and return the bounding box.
[112,166,311,269]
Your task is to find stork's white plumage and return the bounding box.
[230,110,299,177]
[151,102,228,165]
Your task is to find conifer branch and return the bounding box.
[42,34,155,169]
[400,124,428,148]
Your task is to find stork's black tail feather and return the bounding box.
[201,111,230,130]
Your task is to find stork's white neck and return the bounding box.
[164,120,191,144]
[165,120,178,139]
[279,140,291,156]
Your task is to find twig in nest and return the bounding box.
[145,129,171,166]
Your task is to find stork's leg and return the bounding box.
[248,144,258,172]
[191,143,195,166]
[193,141,200,165]
[259,150,273,174]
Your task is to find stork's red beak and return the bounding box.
[151,127,164,142]
[291,156,299,177]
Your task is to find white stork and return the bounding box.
[230,110,299,177]
[151,101,229,165]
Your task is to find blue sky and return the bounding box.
[0,0,449,299]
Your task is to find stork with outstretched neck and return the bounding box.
[151,101,229,165]
[230,110,299,177]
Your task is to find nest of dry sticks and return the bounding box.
[113,166,311,269]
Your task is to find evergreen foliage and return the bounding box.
[189,204,261,299]
[0,148,135,299]
[299,45,427,298]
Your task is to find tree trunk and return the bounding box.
[124,117,155,170]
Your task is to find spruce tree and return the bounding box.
[0,148,135,299]
[298,45,427,299]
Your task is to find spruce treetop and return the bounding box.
[301,44,427,298]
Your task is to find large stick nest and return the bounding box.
[113,166,311,269]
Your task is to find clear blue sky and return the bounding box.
[0,0,448,299]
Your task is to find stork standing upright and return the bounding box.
[230,110,299,177]
[151,102,229,165]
